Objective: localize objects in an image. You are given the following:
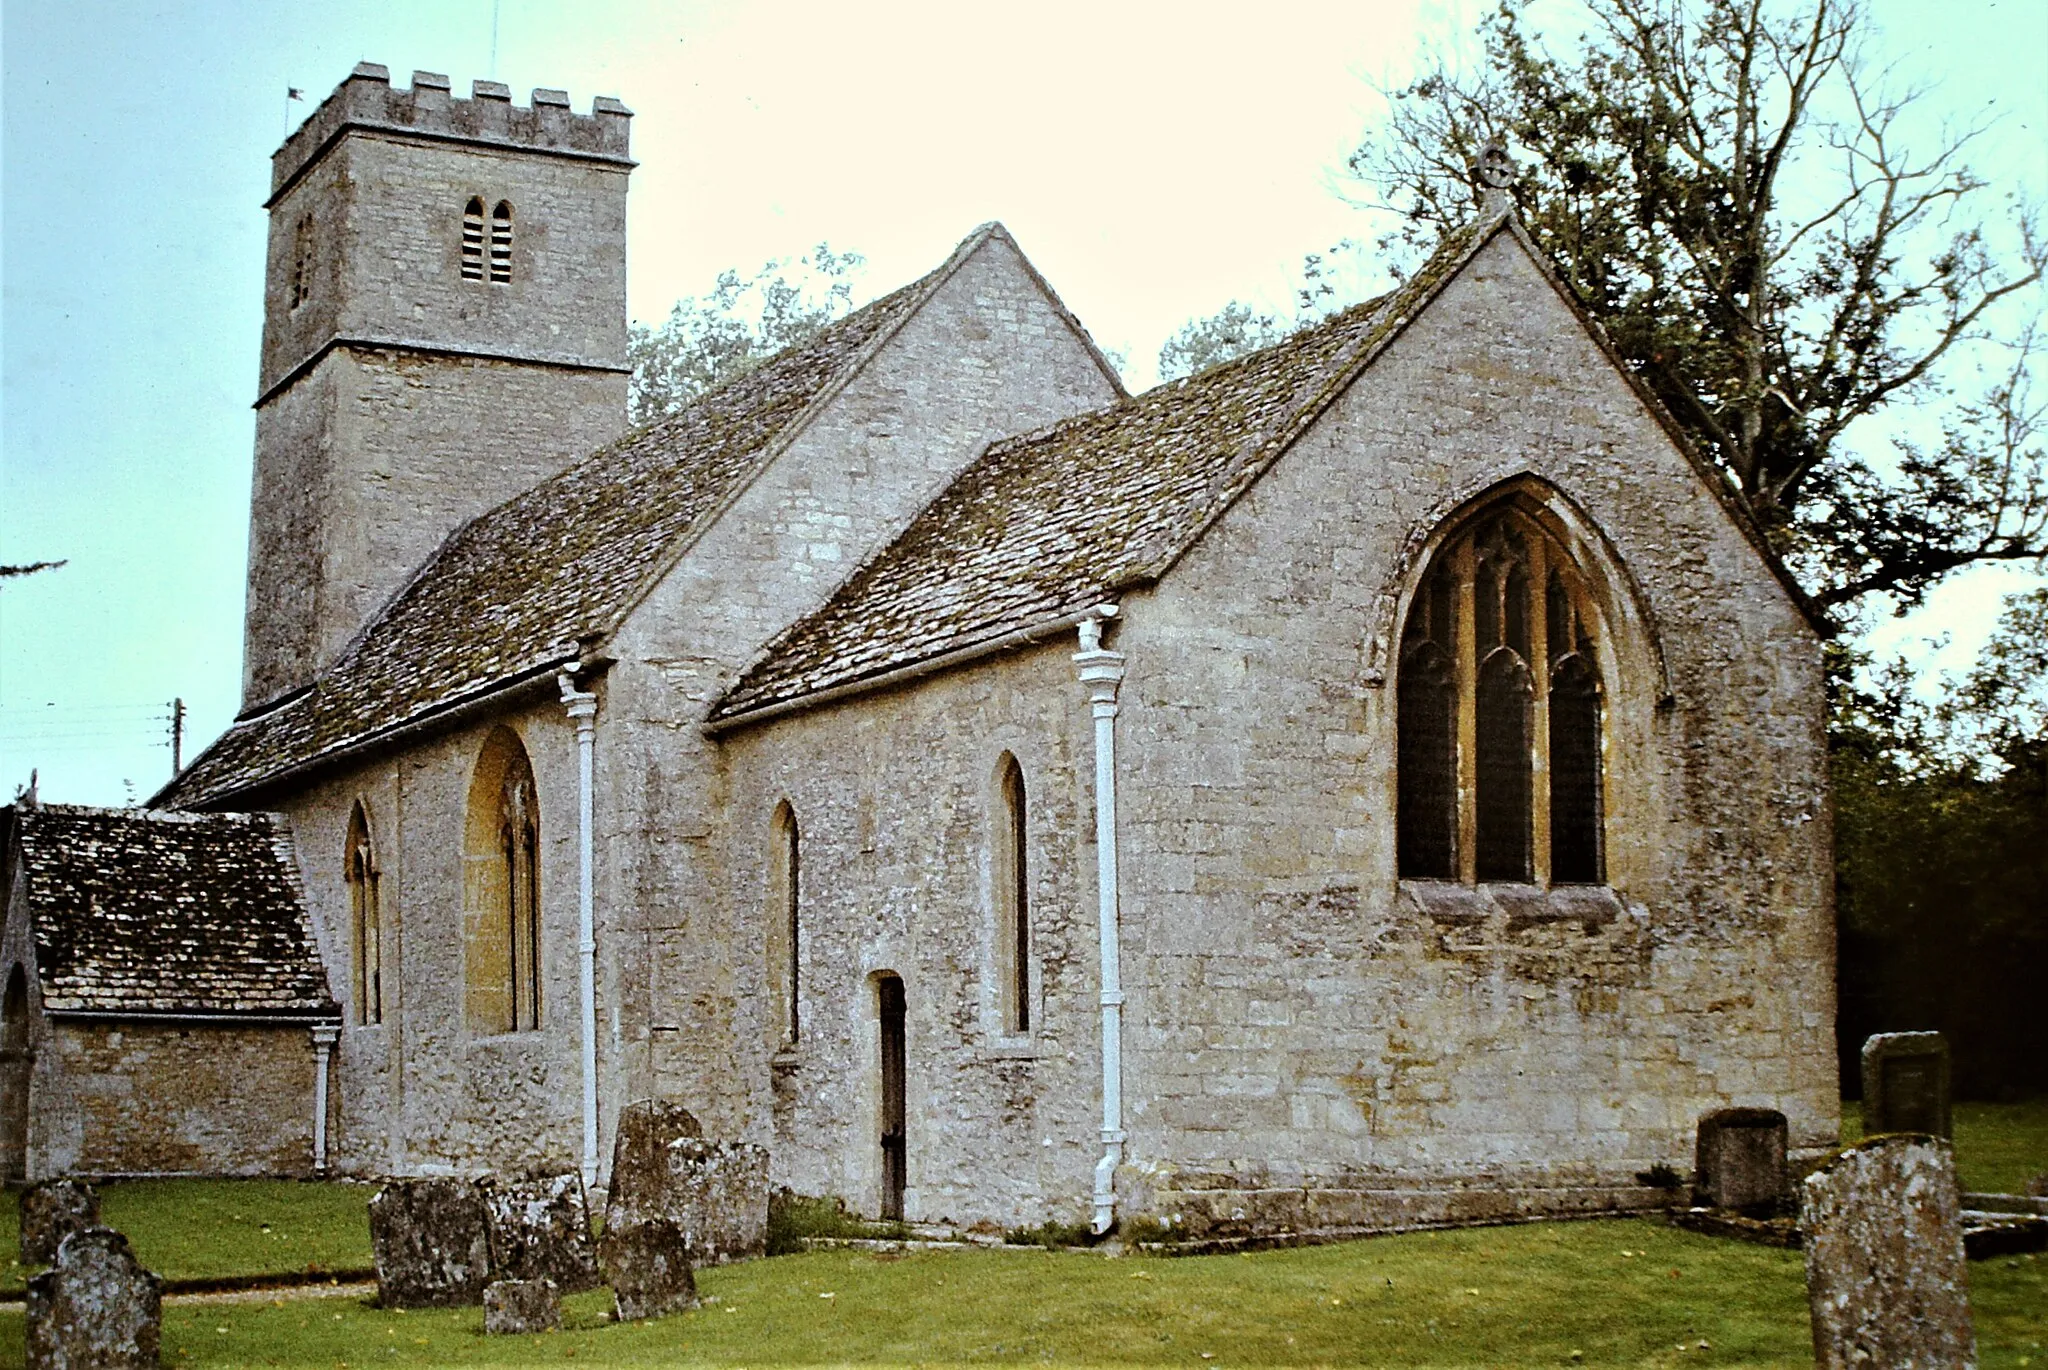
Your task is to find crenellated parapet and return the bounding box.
[269,62,632,205]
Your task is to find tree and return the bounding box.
[0,560,66,581]
[627,245,864,425]
[1156,302,1289,382]
[1352,0,2045,613]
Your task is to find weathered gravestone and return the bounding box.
[1861,1032,1952,1138]
[1694,1107,1789,1215]
[479,1173,600,1293]
[604,1101,769,1266]
[21,1180,101,1267]
[367,1178,492,1308]
[600,1218,699,1322]
[25,1227,163,1370]
[482,1278,561,1335]
[1802,1135,1974,1370]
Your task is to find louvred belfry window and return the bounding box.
[489,201,513,283]
[1396,507,1607,886]
[461,197,485,280]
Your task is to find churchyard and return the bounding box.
[3,1099,2042,1368]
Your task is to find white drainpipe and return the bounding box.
[559,669,601,1190]
[310,1022,339,1173]
[1073,605,1127,1233]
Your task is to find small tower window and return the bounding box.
[489,201,513,283]
[289,215,316,311]
[461,197,486,280]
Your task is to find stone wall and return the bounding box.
[708,229,1836,1231]
[30,1022,319,1178]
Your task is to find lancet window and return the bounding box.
[465,727,542,1033]
[767,802,800,1048]
[461,197,486,280]
[346,802,383,1025]
[995,755,1031,1034]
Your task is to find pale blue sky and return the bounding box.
[3,0,2044,804]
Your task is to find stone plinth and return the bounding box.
[483,1278,561,1334]
[25,1227,163,1370]
[480,1173,599,1293]
[1861,1032,1951,1138]
[367,1178,491,1308]
[1694,1107,1788,1215]
[21,1180,101,1267]
[1802,1135,1974,1369]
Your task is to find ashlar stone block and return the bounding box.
[25,1227,163,1370]
[21,1180,100,1267]
[1860,1032,1952,1139]
[367,1178,492,1308]
[1694,1107,1788,1215]
[1802,1135,1974,1370]
[479,1173,600,1293]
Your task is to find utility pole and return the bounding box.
[169,697,186,777]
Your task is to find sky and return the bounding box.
[2,0,2045,805]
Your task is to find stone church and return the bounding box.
[3,63,1838,1238]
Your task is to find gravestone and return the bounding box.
[601,1219,699,1322]
[367,1178,492,1308]
[21,1180,101,1266]
[1860,1032,1951,1138]
[1694,1107,1789,1214]
[482,1278,561,1334]
[479,1173,600,1293]
[1802,1135,1974,1369]
[25,1227,163,1370]
[604,1100,769,1265]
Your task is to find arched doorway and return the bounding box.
[1,965,30,1182]
[876,974,906,1221]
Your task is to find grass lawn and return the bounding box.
[1841,1097,2048,1195]
[1,1178,373,1296]
[0,1217,2041,1368]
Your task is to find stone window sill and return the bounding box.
[982,1037,1041,1061]
[1400,879,1624,933]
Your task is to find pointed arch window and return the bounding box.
[994,754,1031,1034]
[489,201,513,283]
[346,802,383,1025]
[1397,507,1606,886]
[461,197,486,280]
[766,802,800,1049]
[465,727,541,1033]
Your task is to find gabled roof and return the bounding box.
[8,804,336,1019]
[163,225,1042,809]
[712,210,1822,728]
[710,219,1498,725]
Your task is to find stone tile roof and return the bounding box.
[10,804,336,1018]
[162,233,985,809]
[711,220,1496,724]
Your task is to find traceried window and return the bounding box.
[346,802,383,1025]
[465,727,541,1033]
[1397,508,1606,886]
[994,755,1031,1034]
[766,802,800,1049]
[489,201,513,283]
[461,197,486,280]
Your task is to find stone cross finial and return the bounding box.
[1476,140,1516,214]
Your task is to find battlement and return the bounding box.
[269,62,632,204]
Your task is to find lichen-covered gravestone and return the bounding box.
[1802,1135,1974,1369]
[21,1180,101,1266]
[601,1218,699,1322]
[25,1227,163,1370]
[482,1277,561,1334]
[604,1100,769,1266]
[367,1178,492,1308]
[479,1173,600,1293]
[1861,1032,1952,1138]
[1694,1107,1789,1214]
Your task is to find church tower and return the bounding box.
[242,63,633,709]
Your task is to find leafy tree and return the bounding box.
[1351,0,2045,613]
[628,245,864,425]
[0,560,66,581]
[1157,302,1289,382]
